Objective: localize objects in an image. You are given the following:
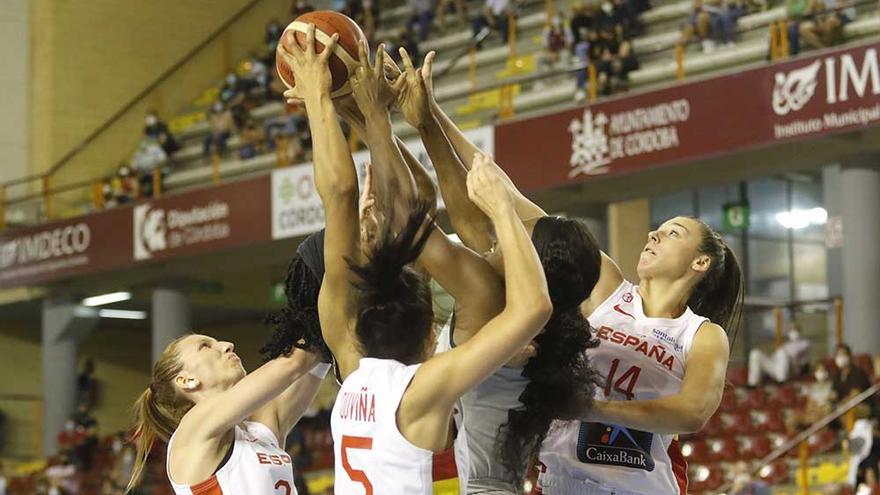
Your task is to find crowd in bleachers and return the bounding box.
[88,0,869,213]
[687,341,880,495]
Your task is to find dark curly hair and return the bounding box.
[497,216,603,481]
[262,252,332,363]
[349,201,435,365]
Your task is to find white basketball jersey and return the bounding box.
[331,358,434,495]
[167,421,297,495]
[435,318,527,494]
[538,281,707,495]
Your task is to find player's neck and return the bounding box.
[637,278,690,319]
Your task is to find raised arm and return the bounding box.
[401,153,552,433]
[425,63,547,229]
[279,25,361,378]
[585,322,730,434]
[349,41,418,228]
[176,349,317,443]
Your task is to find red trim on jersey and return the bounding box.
[613,304,636,319]
[667,438,688,495]
[432,448,458,480]
[189,474,224,495]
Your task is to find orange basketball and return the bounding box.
[275,11,366,98]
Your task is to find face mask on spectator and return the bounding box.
[815,369,829,382]
[552,15,562,28]
[787,329,800,341]
[734,474,750,486]
[64,421,75,432]
[836,354,850,369]
[145,115,158,126]
[213,102,224,113]
[226,74,237,86]
[601,2,613,14]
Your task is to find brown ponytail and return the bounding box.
[687,219,745,336]
[126,336,193,493]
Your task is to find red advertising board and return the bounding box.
[132,177,272,263]
[495,41,880,190]
[0,175,273,288]
[0,208,132,288]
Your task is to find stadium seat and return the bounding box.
[758,460,791,485]
[752,408,788,434]
[707,437,740,462]
[767,383,802,409]
[689,464,725,493]
[739,434,773,460]
[740,388,767,411]
[721,411,753,436]
[728,367,749,387]
[682,439,712,464]
[808,427,838,456]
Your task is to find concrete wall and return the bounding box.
[0,0,30,184]
[29,0,291,216]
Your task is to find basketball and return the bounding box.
[275,11,366,98]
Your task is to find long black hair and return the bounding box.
[687,218,744,334]
[262,231,332,363]
[498,216,602,481]
[349,202,435,364]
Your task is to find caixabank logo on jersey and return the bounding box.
[577,422,655,471]
[134,201,231,260]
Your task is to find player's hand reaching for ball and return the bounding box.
[350,41,396,117]
[277,24,339,101]
[466,152,515,219]
[358,163,382,250]
[391,49,436,128]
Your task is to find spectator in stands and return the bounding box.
[265,19,284,54]
[473,0,514,48]
[679,0,724,52]
[144,111,180,158]
[45,456,78,495]
[612,0,640,39]
[573,27,591,101]
[542,13,574,71]
[407,0,435,41]
[131,137,166,197]
[718,0,747,45]
[76,357,98,411]
[598,39,639,94]
[246,54,270,95]
[115,163,138,203]
[438,0,469,32]
[833,344,872,405]
[786,0,823,55]
[239,119,266,160]
[203,101,235,158]
[389,25,421,66]
[731,460,772,495]
[748,323,811,387]
[291,0,315,18]
[801,362,835,426]
[570,1,597,46]
[220,72,260,128]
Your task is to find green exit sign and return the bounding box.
[723,202,750,231]
[271,282,285,304]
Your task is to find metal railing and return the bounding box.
[715,382,880,494]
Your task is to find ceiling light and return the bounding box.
[776,207,828,229]
[82,291,132,307]
[98,309,146,320]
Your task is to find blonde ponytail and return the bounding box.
[126,337,193,493]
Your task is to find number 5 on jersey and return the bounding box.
[341,435,374,494]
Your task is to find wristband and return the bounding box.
[309,362,332,379]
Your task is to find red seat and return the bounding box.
[740,388,767,411]
[689,464,725,493]
[682,439,712,464]
[855,353,874,378]
[808,427,837,456]
[752,409,787,434]
[728,367,749,387]
[758,460,790,485]
[721,411,753,436]
[718,387,739,412]
[768,383,802,408]
[739,434,772,460]
[698,411,724,438]
[707,437,740,462]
